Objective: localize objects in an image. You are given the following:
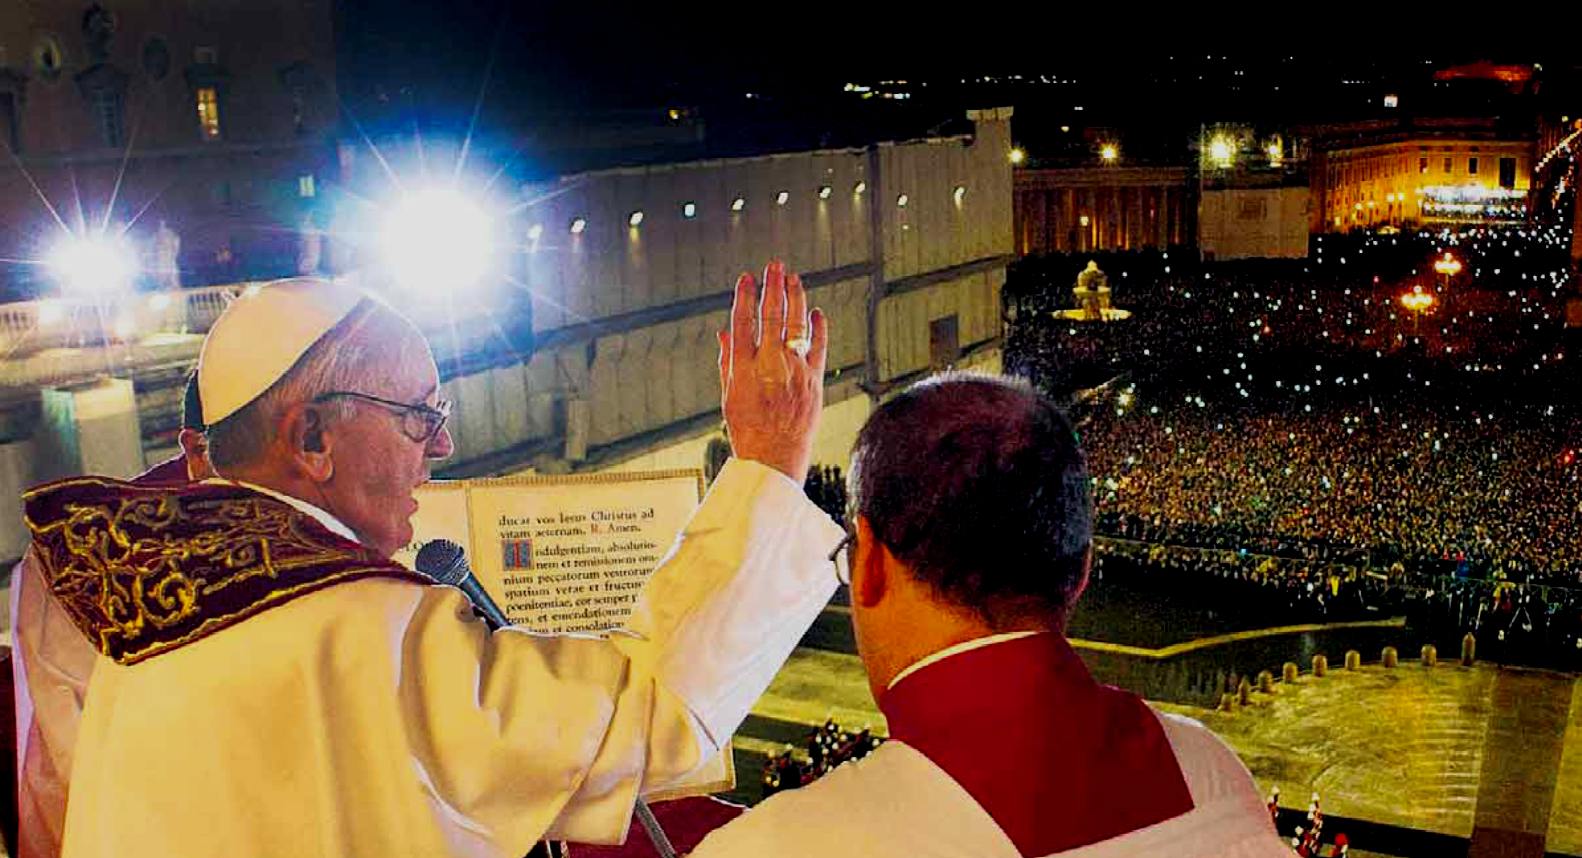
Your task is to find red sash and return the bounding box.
[23,477,428,665]
[880,633,1194,856]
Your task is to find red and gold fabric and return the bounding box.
[23,477,426,666]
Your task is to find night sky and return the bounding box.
[331,2,1582,173]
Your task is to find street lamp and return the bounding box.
[1209,136,1234,169]
[1009,147,1026,165]
[1100,143,1118,163]
[1399,286,1435,337]
[1433,252,1462,290]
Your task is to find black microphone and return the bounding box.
[416,540,677,857]
[415,539,512,631]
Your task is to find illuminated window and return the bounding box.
[196,87,221,140]
[1419,157,1428,174]
[1499,157,1517,189]
[1467,157,1478,175]
[297,174,316,198]
[1442,157,1452,174]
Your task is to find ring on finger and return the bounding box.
[786,335,812,358]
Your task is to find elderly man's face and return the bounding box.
[321,334,454,557]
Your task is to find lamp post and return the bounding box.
[1400,287,1435,338]
[1433,252,1462,292]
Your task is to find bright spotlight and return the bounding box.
[1009,148,1026,165]
[1209,136,1234,168]
[527,223,544,242]
[628,210,644,227]
[818,185,832,200]
[682,201,697,218]
[853,181,866,195]
[730,196,746,212]
[1100,144,1118,162]
[570,217,587,234]
[953,185,966,205]
[775,190,790,206]
[896,193,909,208]
[48,233,136,297]
[377,187,497,293]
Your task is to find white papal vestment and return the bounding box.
[11,459,841,858]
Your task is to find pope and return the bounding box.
[10,261,839,858]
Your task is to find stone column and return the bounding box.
[36,378,145,482]
[0,438,36,560]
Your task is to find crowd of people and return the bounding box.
[803,465,849,526]
[1006,223,1582,669]
[1085,400,1582,584]
[760,719,884,799]
[1405,577,1582,669]
[1091,539,1399,625]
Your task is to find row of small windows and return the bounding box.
[5,40,319,149]
[1329,156,1518,185]
[533,182,971,236]
[1412,156,1484,175]
[5,39,233,148]
[93,85,222,148]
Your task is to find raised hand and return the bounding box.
[716,260,830,483]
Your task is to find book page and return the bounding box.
[392,482,470,571]
[396,469,732,797]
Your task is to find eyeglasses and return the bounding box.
[312,391,452,444]
[828,531,854,586]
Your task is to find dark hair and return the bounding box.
[852,372,1092,627]
[182,371,205,431]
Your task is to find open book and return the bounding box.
[393,468,733,799]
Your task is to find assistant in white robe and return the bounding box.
[691,632,1290,858]
[11,458,841,858]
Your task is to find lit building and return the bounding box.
[0,1,336,295]
[1013,166,1192,254]
[1308,118,1534,233]
[1197,125,1311,260]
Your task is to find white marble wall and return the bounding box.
[0,113,1014,563]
